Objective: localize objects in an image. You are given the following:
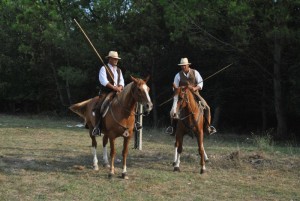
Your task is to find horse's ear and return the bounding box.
[144,75,150,83]
[130,75,138,83]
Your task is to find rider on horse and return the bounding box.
[165,57,217,136]
[92,51,125,136]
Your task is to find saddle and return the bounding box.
[100,92,115,117]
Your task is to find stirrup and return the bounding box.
[92,127,101,136]
[208,126,217,135]
[135,122,143,131]
[165,126,174,135]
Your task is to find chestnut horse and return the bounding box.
[69,76,153,179]
[170,86,208,174]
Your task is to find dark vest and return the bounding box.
[179,69,201,98]
[101,66,121,93]
[179,69,196,87]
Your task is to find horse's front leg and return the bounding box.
[102,135,110,168]
[173,132,183,172]
[108,137,116,178]
[196,130,206,174]
[203,146,209,162]
[90,127,99,171]
[121,136,131,179]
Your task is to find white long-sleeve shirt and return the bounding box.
[99,63,125,87]
[173,69,203,89]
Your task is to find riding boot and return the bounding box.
[203,117,217,135]
[202,104,217,135]
[92,112,102,136]
[92,93,106,136]
[207,125,217,135]
[134,122,143,131]
[165,119,177,136]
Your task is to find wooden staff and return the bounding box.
[159,63,234,107]
[73,19,115,84]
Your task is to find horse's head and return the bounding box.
[130,75,153,114]
[170,86,190,119]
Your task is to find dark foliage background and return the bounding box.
[1,0,299,139]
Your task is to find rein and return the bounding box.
[177,99,194,121]
[108,83,148,130]
[109,102,129,130]
[115,83,148,116]
[178,90,202,130]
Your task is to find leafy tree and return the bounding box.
[161,0,300,138]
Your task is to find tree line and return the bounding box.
[1,0,299,140]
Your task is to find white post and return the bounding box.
[138,103,143,150]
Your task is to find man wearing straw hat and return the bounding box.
[92,51,125,136]
[165,57,217,136]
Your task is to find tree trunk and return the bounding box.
[50,63,66,107]
[273,38,287,139]
[261,84,267,132]
[66,79,72,105]
[151,60,158,128]
[212,106,221,128]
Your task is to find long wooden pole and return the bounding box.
[159,63,234,107]
[73,19,115,84]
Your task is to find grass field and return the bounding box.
[0,114,299,201]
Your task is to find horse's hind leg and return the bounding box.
[90,128,99,171]
[173,134,183,172]
[102,135,110,168]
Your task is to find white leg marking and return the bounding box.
[174,147,178,163]
[170,95,178,118]
[175,154,181,167]
[91,147,99,170]
[122,165,127,174]
[204,148,209,161]
[103,146,109,165]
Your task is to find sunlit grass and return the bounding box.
[0,114,299,201]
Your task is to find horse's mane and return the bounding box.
[115,81,134,103]
[180,87,199,108]
[187,88,197,103]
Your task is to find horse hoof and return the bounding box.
[200,169,206,174]
[173,167,180,172]
[108,172,114,179]
[172,162,176,167]
[122,173,129,180]
[103,163,110,168]
[93,165,99,171]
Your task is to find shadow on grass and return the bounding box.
[0,146,112,178]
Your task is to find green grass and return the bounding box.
[0,114,299,201]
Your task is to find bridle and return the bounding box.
[109,82,149,130]
[112,82,148,116]
[177,88,202,130]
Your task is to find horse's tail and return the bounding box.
[69,98,92,120]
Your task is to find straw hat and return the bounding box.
[178,58,191,66]
[105,51,121,59]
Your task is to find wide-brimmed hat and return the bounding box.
[178,58,191,66]
[105,51,121,59]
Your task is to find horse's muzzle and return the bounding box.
[144,102,153,113]
[172,113,180,120]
